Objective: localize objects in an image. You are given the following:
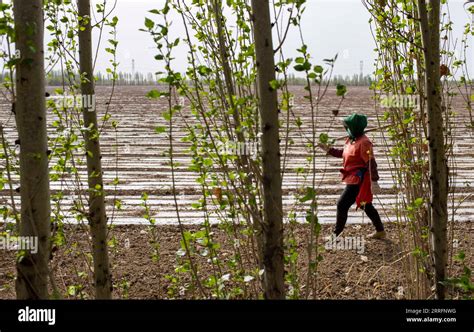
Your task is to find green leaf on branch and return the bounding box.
[155,126,166,134]
[146,90,161,99]
[300,187,316,203]
[269,79,281,91]
[414,197,424,208]
[294,61,311,72]
[314,65,323,74]
[319,133,329,144]
[336,83,347,97]
[145,18,155,29]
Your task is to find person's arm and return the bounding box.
[327,147,343,158]
[369,158,379,182]
[360,140,379,181]
[317,143,344,158]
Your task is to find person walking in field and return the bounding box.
[318,113,386,239]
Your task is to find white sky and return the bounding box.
[3,0,474,76]
[95,0,473,77]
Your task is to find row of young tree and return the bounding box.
[143,0,472,299]
[45,70,158,86]
[287,73,375,86]
[1,0,111,299]
[1,71,377,87]
[0,0,471,299]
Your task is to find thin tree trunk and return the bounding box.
[418,0,448,300]
[212,0,244,143]
[13,0,51,299]
[250,0,285,299]
[212,0,264,272]
[77,0,112,299]
[1,0,20,230]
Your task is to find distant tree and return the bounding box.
[13,0,51,299]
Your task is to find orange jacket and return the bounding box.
[328,134,379,185]
[328,135,379,209]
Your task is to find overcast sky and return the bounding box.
[109,0,380,76]
[3,0,473,76]
[92,0,473,77]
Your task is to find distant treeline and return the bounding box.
[46,70,158,86]
[286,73,374,86]
[0,70,374,87]
[0,70,158,86]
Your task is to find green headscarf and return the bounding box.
[343,113,368,140]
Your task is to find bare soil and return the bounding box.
[0,222,472,299]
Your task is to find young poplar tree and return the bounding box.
[418,0,448,299]
[13,0,51,299]
[250,0,285,299]
[77,0,112,299]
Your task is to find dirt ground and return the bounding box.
[1,221,472,300]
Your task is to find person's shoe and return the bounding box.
[368,230,386,240]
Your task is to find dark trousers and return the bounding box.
[335,184,384,236]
